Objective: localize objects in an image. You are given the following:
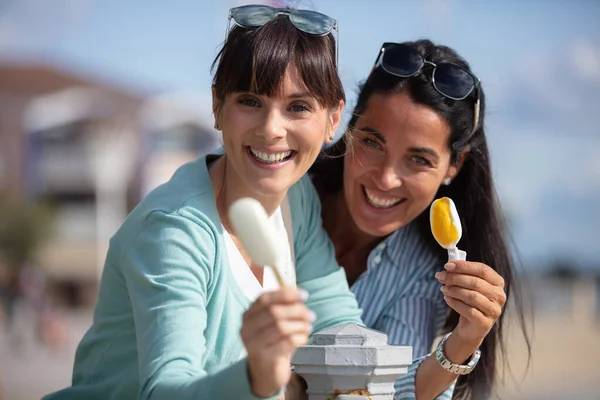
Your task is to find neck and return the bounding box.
[210,156,286,231]
[321,189,380,258]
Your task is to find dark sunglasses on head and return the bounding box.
[227,5,339,66]
[374,42,481,137]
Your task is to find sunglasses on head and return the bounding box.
[374,42,481,137]
[227,5,339,67]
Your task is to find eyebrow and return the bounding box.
[356,127,385,142]
[409,147,439,160]
[357,127,439,159]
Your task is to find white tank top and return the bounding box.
[222,197,296,360]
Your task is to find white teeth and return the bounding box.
[364,187,402,208]
[250,148,292,163]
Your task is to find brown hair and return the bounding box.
[211,13,344,109]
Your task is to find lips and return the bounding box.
[363,186,405,209]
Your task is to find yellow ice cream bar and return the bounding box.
[430,197,462,249]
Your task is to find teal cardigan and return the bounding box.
[44,156,362,400]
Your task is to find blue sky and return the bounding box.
[1,0,599,271]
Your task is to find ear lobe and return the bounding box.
[325,101,344,143]
[328,99,345,133]
[325,131,336,143]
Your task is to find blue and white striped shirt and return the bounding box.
[350,221,455,399]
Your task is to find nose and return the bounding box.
[258,108,286,142]
[375,163,402,191]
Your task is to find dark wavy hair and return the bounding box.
[312,39,531,400]
[211,13,344,109]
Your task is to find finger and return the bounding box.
[444,261,504,287]
[256,332,309,364]
[243,304,315,338]
[441,286,502,319]
[436,272,506,305]
[260,287,309,307]
[246,288,309,318]
[443,296,488,327]
[245,321,311,355]
[253,320,312,348]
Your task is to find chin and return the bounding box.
[362,224,398,238]
[251,178,294,198]
[354,214,406,238]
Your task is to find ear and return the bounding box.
[212,86,222,130]
[325,99,345,143]
[446,147,470,181]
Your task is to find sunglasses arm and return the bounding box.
[471,85,480,136]
[225,16,232,43]
[370,47,384,74]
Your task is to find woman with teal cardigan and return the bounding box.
[43,6,361,400]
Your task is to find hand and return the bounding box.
[241,287,315,398]
[435,260,506,346]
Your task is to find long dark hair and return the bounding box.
[211,13,344,109]
[312,39,531,400]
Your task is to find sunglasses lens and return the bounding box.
[434,64,476,99]
[382,44,424,77]
[289,10,336,35]
[231,5,277,27]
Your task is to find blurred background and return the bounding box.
[0,0,598,399]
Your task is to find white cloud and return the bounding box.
[572,41,600,83]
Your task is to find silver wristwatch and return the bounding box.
[435,332,481,375]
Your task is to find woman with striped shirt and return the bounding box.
[311,40,530,399]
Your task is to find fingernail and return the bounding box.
[308,310,317,322]
[436,272,446,281]
[298,288,309,302]
[445,263,456,271]
[443,295,450,302]
[440,286,448,293]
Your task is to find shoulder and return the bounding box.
[287,174,315,211]
[287,174,321,232]
[111,156,222,265]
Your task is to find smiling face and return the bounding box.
[343,92,459,237]
[214,65,342,199]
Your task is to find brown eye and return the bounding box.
[360,138,381,149]
[289,103,312,113]
[411,155,432,167]
[238,97,261,107]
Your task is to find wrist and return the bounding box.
[247,358,280,398]
[444,330,481,364]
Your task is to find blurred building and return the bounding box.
[0,62,219,304]
[135,92,221,201]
